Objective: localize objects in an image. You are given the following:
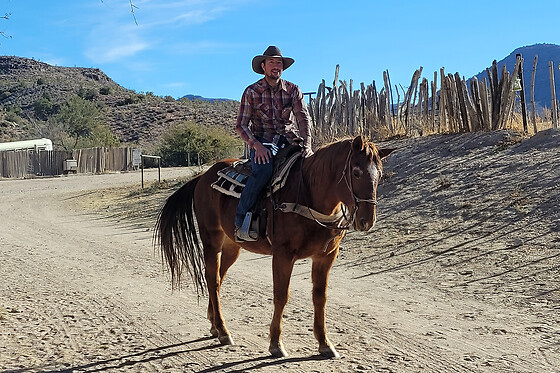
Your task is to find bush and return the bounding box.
[4,110,23,124]
[99,86,112,95]
[0,91,11,101]
[78,87,98,100]
[33,97,55,119]
[157,121,243,166]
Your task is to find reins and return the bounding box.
[298,155,356,230]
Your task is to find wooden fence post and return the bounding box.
[516,53,528,133]
[549,61,558,128]
[531,55,538,133]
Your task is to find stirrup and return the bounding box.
[235,212,258,242]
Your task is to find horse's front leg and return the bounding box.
[269,253,295,358]
[312,247,340,358]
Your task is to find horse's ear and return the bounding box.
[352,135,365,151]
[378,148,395,160]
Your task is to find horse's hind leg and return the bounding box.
[312,248,340,358]
[205,252,233,344]
[207,242,241,339]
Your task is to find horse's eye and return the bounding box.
[352,167,362,178]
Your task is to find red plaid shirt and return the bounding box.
[236,78,311,151]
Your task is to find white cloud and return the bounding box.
[87,41,149,64]
[163,82,187,89]
[83,0,252,64]
[131,0,247,27]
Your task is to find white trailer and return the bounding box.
[0,138,53,152]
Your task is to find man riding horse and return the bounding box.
[235,45,313,241]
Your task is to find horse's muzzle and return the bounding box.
[355,216,375,231]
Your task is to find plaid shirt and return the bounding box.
[236,78,311,150]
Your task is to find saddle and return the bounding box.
[211,144,302,199]
[211,145,302,240]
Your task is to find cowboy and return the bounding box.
[234,45,313,241]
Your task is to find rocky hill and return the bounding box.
[0,56,238,148]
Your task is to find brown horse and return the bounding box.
[156,135,393,358]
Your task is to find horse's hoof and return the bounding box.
[319,345,340,359]
[210,327,218,337]
[219,335,234,345]
[269,345,289,358]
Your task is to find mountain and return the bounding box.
[0,56,238,147]
[180,94,235,103]
[472,43,560,112]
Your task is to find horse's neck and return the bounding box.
[302,141,350,214]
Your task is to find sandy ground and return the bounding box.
[1,129,559,372]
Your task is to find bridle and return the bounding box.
[301,145,379,231]
[339,148,379,207]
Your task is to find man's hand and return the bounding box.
[302,146,314,158]
[253,142,272,164]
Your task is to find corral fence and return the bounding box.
[0,147,139,179]
[309,54,559,143]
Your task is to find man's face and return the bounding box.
[262,57,283,80]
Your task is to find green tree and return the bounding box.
[157,121,243,166]
[33,96,55,120]
[47,96,114,150]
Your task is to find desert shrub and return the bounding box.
[118,94,143,106]
[157,121,243,166]
[78,87,98,100]
[99,86,112,95]
[0,91,11,101]
[33,96,56,119]
[4,110,23,124]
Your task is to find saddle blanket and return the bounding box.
[211,151,301,198]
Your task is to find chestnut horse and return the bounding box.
[156,135,393,358]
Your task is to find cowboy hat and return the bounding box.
[252,46,295,74]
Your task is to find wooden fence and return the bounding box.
[309,55,559,143]
[0,147,137,179]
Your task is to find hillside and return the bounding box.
[0,56,238,148]
[472,43,560,112]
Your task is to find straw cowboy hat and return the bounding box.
[252,46,295,74]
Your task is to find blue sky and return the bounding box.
[1,0,559,100]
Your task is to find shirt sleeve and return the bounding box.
[292,86,312,149]
[235,87,258,149]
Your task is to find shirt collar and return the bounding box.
[258,78,287,93]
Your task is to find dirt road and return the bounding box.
[1,130,559,372]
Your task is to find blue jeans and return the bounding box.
[235,147,274,228]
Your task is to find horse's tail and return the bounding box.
[155,175,206,294]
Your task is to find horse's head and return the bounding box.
[344,136,394,231]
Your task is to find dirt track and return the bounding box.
[1,130,559,372]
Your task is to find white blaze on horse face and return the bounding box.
[352,161,379,231]
[356,162,378,200]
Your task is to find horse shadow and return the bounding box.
[195,354,328,373]
[14,336,216,373]
[16,336,327,373]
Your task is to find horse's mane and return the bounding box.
[303,136,383,190]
